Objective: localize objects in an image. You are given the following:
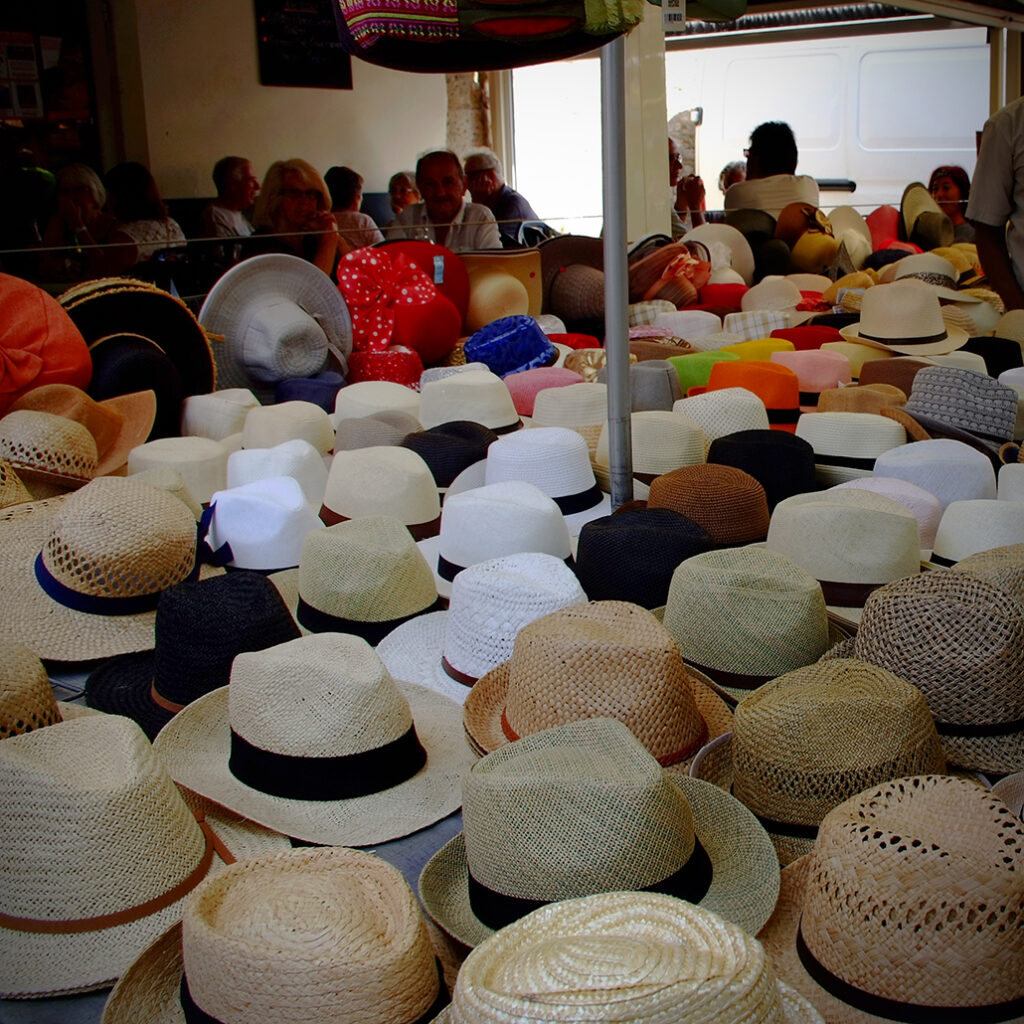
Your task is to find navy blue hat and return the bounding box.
[465,315,556,378]
[274,370,346,412]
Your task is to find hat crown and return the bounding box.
[462,718,697,901]
[183,847,439,1024]
[531,381,608,426]
[596,410,704,476]
[0,640,62,738]
[933,498,1024,563]
[858,281,947,341]
[673,388,772,451]
[242,401,334,453]
[906,365,1019,442]
[419,370,518,431]
[229,633,414,758]
[242,299,328,381]
[500,601,710,764]
[874,437,996,507]
[181,389,260,441]
[0,409,98,481]
[0,457,32,508]
[486,426,597,499]
[324,446,440,525]
[801,774,1024,1008]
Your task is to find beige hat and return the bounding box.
[0,714,289,998]
[419,717,780,952]
[992,770,1024,817]
[152,632,474,845]
[673,387,772,454]
[440,891,823,1024]
[692,658,946,865]
[0,457,32,510]
[418,369,520,433]
[928,498,1024,567]
[816,383,906,414]
[0,477,221,663]
[594,410,705,489]
[102,847,445,1024]
[332,379,421,427]
[180,388,260,441]
[0,639,98,737]
[951,541,1024,602]
[463,601,733,768]
[127,436,230,505]
[795,410,906,485]
[321,445,441,537]
[0,408,97,497]
[241,400,335,454]
[741,276,816,325]
[758,774,1024,1024]
[530,380,608,452]
[685,223,755,285]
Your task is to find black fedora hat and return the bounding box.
[707,429,817,511]
[400,420,498,492]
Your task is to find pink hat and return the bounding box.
[770,349,852,409]
[503,366,584,417]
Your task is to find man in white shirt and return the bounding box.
[389,150,502,252]
[724,122,818,220]
[202,156,259,239]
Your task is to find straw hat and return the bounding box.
[128,436,230,505]
[179,389,260,441]
[594,410,704,488]
[440,891,823,1024]
[693,659,946,866]
[653,308,723,339]
[673,387,771,454]
[719,338,796,362]
[662,547,833,705]
[0,714,290,998]
[770,349,852,409]
[333,379,420,427]
[701,360,801,432]
[857,353,934,395]
[270,516,440,645]
[377,552,586,705]
[758,774,1024,1024]
[834,475,943,555]
[422,717,778,954]
[741,276,816,325]
[103,847,445,1024]
[839,281,968,356]
[629,299,676,326]
[667,350,739,394]
[766,489,920,624]
[0,408,97,496]
[992,771,1024,818]
[8,384,156,476]
[463,601,733,766]
[502,365,582,416]
[198,253,352,391]
[647,464,770,545]
[530,381,607,452]
[873,437,996,508]
[152,632,473,845]
[819,339,893,379]
[816,382,906,414]
[226,437,328,507]
[706,429,817,511]
[951,542,1024,602]
[929,498,1024,567]
[1,639,97,737]
[84,571,300,740]
[0,457,32,510]
[0,477,221,663]
[418,369,520,434]
[595,360,682,412]
[795,410,906,485]
[852,571,1024,773]
[241,400,335,454]
[902,180,955,248]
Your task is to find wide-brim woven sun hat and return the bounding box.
[757,775,1024,1024]
[0,714,290,999]
[101,846,446,1024]
[992,770,1024,817]
[152,632,474,845]
[463,601,733,768]
[438,891,823,1024]
[420,717,780,951]
[0,457,33,510]
[0,408,98,496]
[0,477,222,663]
[795,410,907,485]
[198,254,352,392]
[949,541,1024,603]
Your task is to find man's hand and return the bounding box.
[676,174,706,214]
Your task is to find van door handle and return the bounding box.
[816,179,857,193]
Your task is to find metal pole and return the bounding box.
[600,35,633,508]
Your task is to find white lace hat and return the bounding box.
[226,437,328,507]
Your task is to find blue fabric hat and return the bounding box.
[274,371,346,412]
[465,315,557,379]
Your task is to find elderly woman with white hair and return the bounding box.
[39,163,117,280]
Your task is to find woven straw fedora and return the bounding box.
[419,369,520,434]
[321,446,441,537]
[1,639,98,737]
[662,547,835,705]
[834,475,943,556]
[758,774,1024,1024]
[795,410,907,485]
[0,477,222,663]
[928,498,1024,567]
[463,601,732,767]
[0,713,290,998]
[270,516,441,645]
[333,379,421,427]
[180,388,260,441]
[530,381,608,452]
[673,388,771,455]
[851,571,1024,774]
[84,571,300,741]
[438,891,823,1024]
[594,410,704,491]
[741,276,816,326]
[377,552,586,706]
[992,770,1024,817]
[0,457,32,510]
[0,408,98,496]
[241,400,335,455]
[420,717,778,953]
[127,435,230,505]
[152,632,473,845]
[873,437,996,508]
[8,384,156,476]
[952,542,1024,601]
[226,436,328,507]
[102,846,446,1024]
[839,281,968,356]
[198,253,352,392]
[815,382,907,414]
[691,658,946,865]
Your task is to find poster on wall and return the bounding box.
[0,30,42,118]
[254,0,353,89]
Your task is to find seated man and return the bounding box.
[723,122,818,219]
[464,149,540,247]
[202,156,259,239]
[389,149,502,251]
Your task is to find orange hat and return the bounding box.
[704,360,802,433]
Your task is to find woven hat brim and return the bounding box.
[198,254,353,392]
[418,773,780,950]
[376,611,475,707]
[0,499,225,664]
[92,390,159,476]
[151,681,475,846]
[463,659,733,770]
[101,921,185,1024]
[837,321,969,357]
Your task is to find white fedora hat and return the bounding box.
[127,436,230,505]
[872,437,996,509]
[332,379,421,428]
[928,497,1024,567]
[795,410,906,485]
[227,437,328,507]
[180,388,260,441]
[834,475,943,556]
[673,388,771,455]
[530,381,608,453]
[241,400,335,455]
[419,369,520,433]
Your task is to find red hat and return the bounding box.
[771,325,844,351]
[546,332,600,350]
[864,205,900,252]
[346,345,423,389]
[375,240,469,320]
[0,274,91,416]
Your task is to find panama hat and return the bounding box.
[84,571,300,740]
[852,570,1024,773]
[741,276,816,326]
[270,516,441,645]
[928,498,1024,568]
[226,437,327,507]
[463,601,732,765]
[332,379,420,427]
[758,774,1024,1024]
[102,846,446,1024]
[700,360,801,432]
[0,409,98,496]
[241,400,335,455]
[662,547,834,705]
[377,552,586,705]
[873,437,996,508]
[1000,463,1024,500]
[0,476,221,663]
[129,466,203,520]
[530,381,607,452]
[198,254,352,392]
[203,476,324,572]
[152,632,474,845]
[180,389,260,441]
[1,639,98,737]
[834,475,943,556]
[127,436,230,505]
[902,180,955,249]
[685,223,755,285]
[419,369,520,434]
[321,445,440,537]
[420,716,778,953]
[9,384,156,477]
[334,408,423,451]
[795,410,906,485]
[673,388,771,454]
[893,251,981,302]
[819,339,893,379]
[415,481,572,599]
[400,420,497,494]
[767,488,920,624]
[439,890,823,1024]
[692,659,946,865]
[839,281,968,356]
[0,457,32,510]
[706,429,816,511]
[594,410,704,493]
[653,308,723,339]
[0,714,290,998]
[59,277,215,399]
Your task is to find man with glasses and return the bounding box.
[464,149,540,247]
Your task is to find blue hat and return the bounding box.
[274,371,346,412]
[465,315,557,379]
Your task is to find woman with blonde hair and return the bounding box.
[251,158,344,276]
